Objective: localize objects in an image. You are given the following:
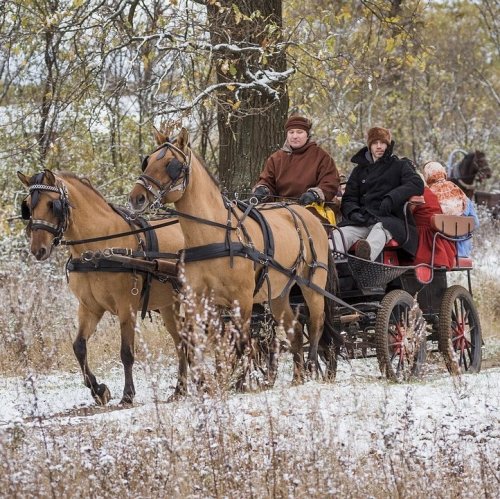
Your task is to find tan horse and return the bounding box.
[129,128,338,383]
[17,169,186,404]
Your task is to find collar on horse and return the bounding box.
[135,140,191,210]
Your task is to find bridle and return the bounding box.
[135,141,191,210]
[21,173,71,246]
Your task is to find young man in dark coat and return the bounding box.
[252,115,340,205]
[332,127,424,261]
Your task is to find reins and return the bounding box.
[59,217,180,246]
[134,138,360,312]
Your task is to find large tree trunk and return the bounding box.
[206,0,289,192]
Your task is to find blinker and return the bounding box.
[52,200,63,218]
[141,155,150,172]
[21,200,30,220]
[166,158,184,181]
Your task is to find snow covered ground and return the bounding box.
[0,353,498,496]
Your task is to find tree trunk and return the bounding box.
[206,0,289,192]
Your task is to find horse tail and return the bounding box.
[321,250,344,347]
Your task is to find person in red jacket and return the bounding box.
[252,115,340,205]
[410,186,457,269]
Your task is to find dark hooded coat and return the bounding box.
[339,141,424,257]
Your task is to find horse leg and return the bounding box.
[73,304,110,405]
[232,299,253,392]
[118,311,137,405]
[271,295,305,384]
[300,286,327,377]
[159,305,188,401]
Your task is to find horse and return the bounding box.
[128,127,339,384]
[448,150,491,199]
[17,169,187,405]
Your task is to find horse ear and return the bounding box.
[154,128,167,145]
[44,169,56,185]
[177,127,189,152]
[17,171,30,187]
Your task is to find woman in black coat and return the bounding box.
[332,127,424,260]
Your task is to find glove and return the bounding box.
[349,210,366,224]
[252,185,270,202]
[379,196,393,215]
[298,190,319,205]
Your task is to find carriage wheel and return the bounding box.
[438,285,482,374]
[375,290,427,382]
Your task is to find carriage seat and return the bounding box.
[431,215,476,269]
[430,214,476,237]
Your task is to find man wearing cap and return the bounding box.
[252,115,340,206]
[331,126,424,261]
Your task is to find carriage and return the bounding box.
[18,130,483,405]
[247,207,481,384]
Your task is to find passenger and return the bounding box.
[410,187,457,269]
[422,160,477,257]
[331,126,424,261]
[457,198,479,257]
[252,116,340,212]
[422,161,467,215]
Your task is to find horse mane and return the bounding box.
[195,153,220,188]
[57,170,107,202]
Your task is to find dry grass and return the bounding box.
[0,377,498,498]
[0,226,499,498]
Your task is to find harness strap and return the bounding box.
[160,206,239,230]
[133,215,159,320]
[66,258,180,289]
[82,248,179,260]
[235,200,275,296]
[181,241,358,312]
[60,217,179,246]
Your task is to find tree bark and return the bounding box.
[206,0,289,192]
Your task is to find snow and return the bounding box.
[1,356,498,462]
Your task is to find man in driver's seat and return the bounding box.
[332,127,424,261]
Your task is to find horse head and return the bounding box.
[451,150,492,198]
[129,127,191,213]
[17,169,70,260]
[471,150,492,182]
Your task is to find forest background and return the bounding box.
[0,0,498,227]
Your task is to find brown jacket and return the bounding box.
[255,141,340,201]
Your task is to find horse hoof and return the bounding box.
[306,360,317,374]
[167,392,183,403]
[120,393,134,406]
[92,384,111,405]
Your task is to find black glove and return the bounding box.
[349,209,366,224]
[298,190,319,205]
[252,185,270,202]
[379,196,393,215]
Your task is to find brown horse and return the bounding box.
[17,169,186,404]
[448,150,491,199]
[128,127,338,383]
